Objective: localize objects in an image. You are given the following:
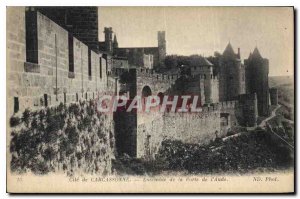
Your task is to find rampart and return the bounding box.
[135,101,238,159]
[7,7,115,175]
[7,8,109,116]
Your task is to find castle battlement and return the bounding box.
[219,100,237,109]
[163,109,220,119]
[189,74,219,81]
[136,68,179,82]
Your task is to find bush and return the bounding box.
[22,109,31,126]
[9,101,112,175]
[10,116,20,127]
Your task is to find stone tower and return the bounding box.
[104,27,113,53]
[157,31,166,66]
[219,43,245,101]
[244,47,270,116]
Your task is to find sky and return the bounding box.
[98,7,294,76]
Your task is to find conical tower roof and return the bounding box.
[113,34,118,43]
[252,47,263,60]
[113,34,118,48]
[222,42,236,58]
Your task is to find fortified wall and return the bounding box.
[112,64,243,159]
[235,93,258,127]
[135,101,239,159]
[7,7,115,175]
[269,88,278,106]
[136,68,178,96]
[186,75,219,105]
[7,7,110,115]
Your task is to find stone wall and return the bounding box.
[185,75,219,105]
[211,77,219,103]
[162,110,221,144]
[236,93,258,127]
[135,107,223,159]
[7,7,108,117]
[7,7,115,175]
[137,113,164,159]
[219,100,238,127]
[136,68,178,97]
[114,111,137,157]
[35,7,99,52]
[219,58,245,101]
[269,88,278,106]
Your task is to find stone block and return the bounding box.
[24,62,40,73]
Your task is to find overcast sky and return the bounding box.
[98,7,293,76]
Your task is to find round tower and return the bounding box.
[219,43,245,101]
[244,47,270,116]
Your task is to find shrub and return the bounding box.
[10,116,20,127]
[22,109,31,126]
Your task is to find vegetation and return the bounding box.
[114,130,293,176]
[9,101,112,175]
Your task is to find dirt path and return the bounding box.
[259,105,281,128]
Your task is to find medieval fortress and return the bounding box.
[7,7,279,165]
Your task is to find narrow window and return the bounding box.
[88,49,92,77]
[14,97,19,113]
[93,92,95,99]
[99,58,102,79]
[76,93,78,102]
[85,93,88,100]
[25,9,38,63]
[103,54,109,75]
[64,93,66,104]
[68,33,74,73]
[44,94,48,107]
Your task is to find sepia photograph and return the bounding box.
[6,6,294,193]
